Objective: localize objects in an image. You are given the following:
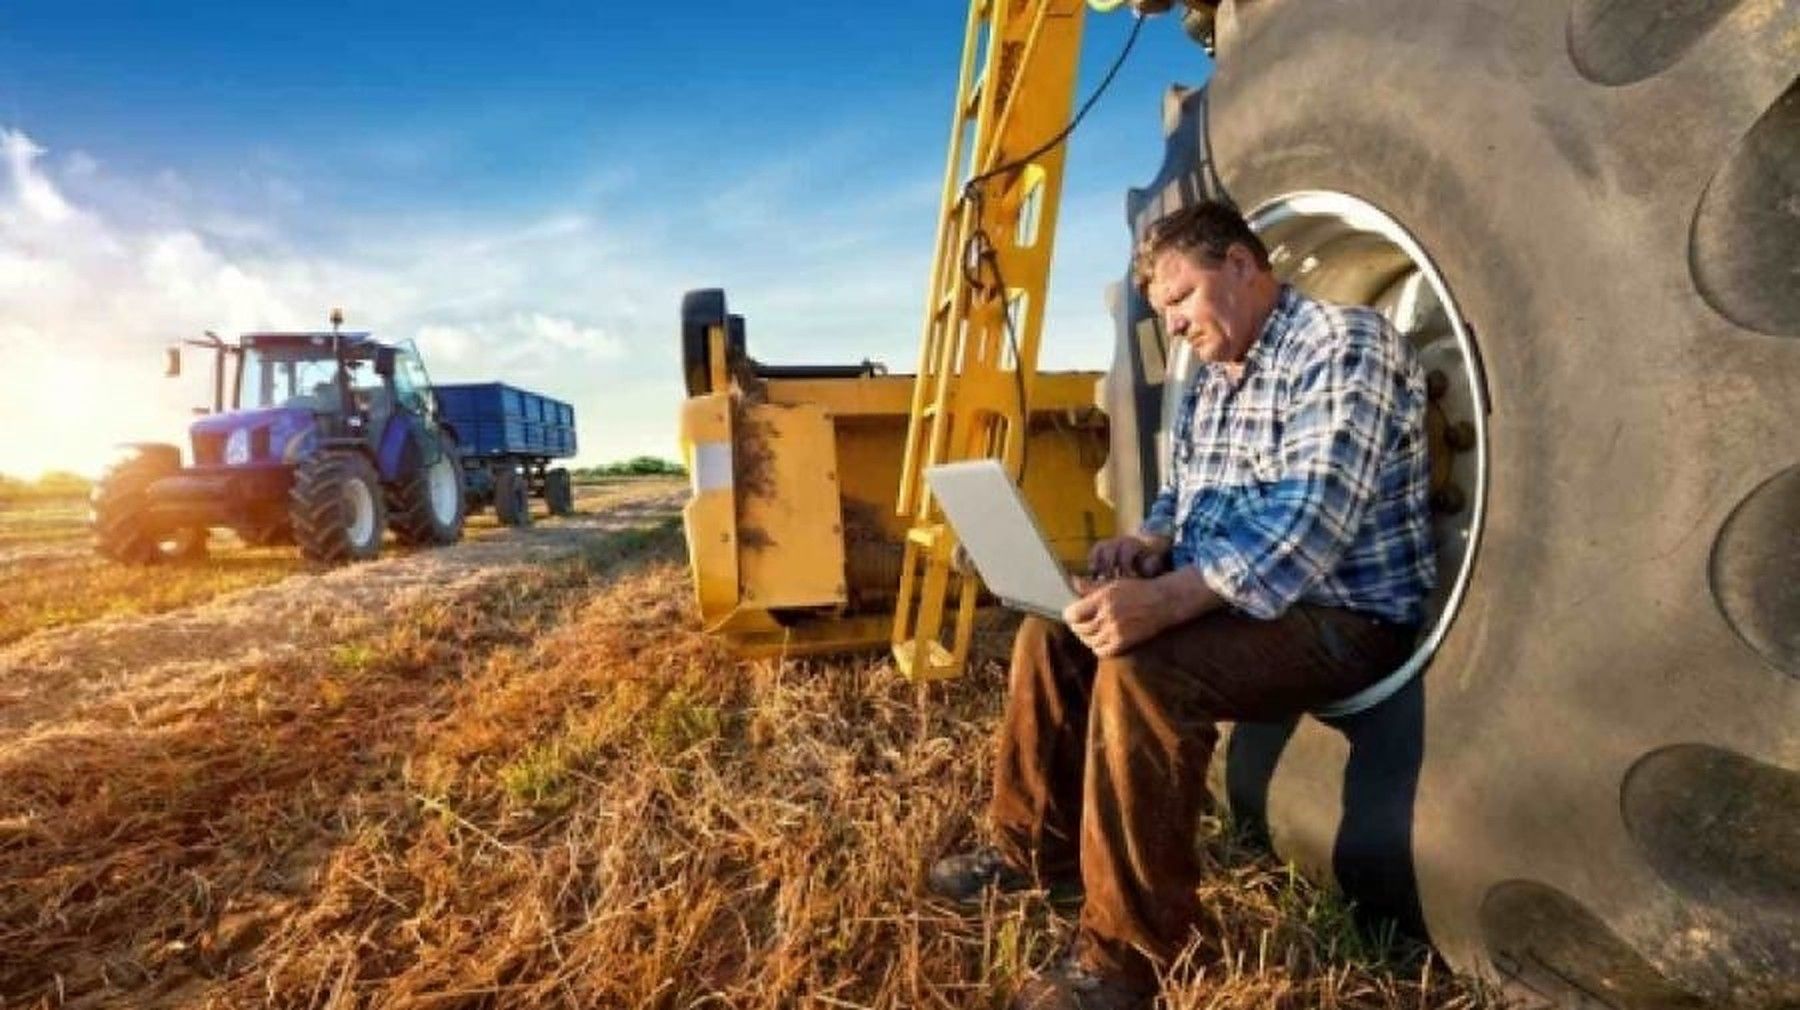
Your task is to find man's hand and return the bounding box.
[1064,565,1220,657]
[1088,532,1173,580]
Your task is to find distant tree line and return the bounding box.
[573,456,687,479]
[0,471,93,503]
[0,460,684,503]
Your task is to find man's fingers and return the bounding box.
[1071,621,1106,653]
[1087,542,1112,573]
[1092,540,1126,578]
[1063,594,1098,625]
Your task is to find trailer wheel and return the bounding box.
[92,445,186,565]
[544,467,575,517]
[493,466,533,527]
[234,520,291,548]
[163,526,209,561]
[389,430,467,546]
[291,450,386,564]
[1188,2,1798,1002]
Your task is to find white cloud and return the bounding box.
[0,121,1121,481]
[2,130,74,223]
[0,126,755,476]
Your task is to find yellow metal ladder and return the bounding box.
[891,0,1090,680]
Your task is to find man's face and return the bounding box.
[1146,245,1262,365]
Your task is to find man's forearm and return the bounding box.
[1153,564,1222,626]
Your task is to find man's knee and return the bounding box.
[1092,651,1200,726]
[1012,612,1059,645]
[1009,615,1088,694]
[1090,654,1148,720]
[1012,614,1075,665]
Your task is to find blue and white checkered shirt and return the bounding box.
[1142,285,1436,625]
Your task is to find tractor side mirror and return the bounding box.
[165,347,181,378]
[374,346,397,378]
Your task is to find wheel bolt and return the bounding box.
[1427,370,1449,401]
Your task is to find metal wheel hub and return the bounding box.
[344,478,377,546]
[428,456,459,523]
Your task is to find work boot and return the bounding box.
[1009,957,1156,1010]
[927,846,1082,906]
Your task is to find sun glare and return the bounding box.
[3,344,199,479]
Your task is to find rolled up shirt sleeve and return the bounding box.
[1187,328,1400,618]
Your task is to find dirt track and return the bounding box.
[0,484,685,744]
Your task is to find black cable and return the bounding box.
[962,11,1147,201]
[957,11,1145,483]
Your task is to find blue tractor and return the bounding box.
[93,314,466,565]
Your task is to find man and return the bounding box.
[928,199,1436,1009]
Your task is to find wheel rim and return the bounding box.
[344,477,377,546]
[428,455,459,523]
[1161,190,1490,711]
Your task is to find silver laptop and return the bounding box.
[924,459,1078,620]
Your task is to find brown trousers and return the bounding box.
[991,605,1415,984]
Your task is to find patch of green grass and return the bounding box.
[329,642,379,674]
[498,740,581,812]
[645,684,723,760]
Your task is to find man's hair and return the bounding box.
[1134,199,1272,292]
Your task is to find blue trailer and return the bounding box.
[434,383,578,526]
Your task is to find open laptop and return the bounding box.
[924,459,1078,620]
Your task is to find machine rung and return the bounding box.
[893,639,957,680]
[906,524,946,548]
[962,84,984,120]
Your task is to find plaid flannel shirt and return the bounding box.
[1141,285,1436,625]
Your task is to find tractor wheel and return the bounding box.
[290,450,386,565]
[544,467,575,517]
[91,445,185,565]
[389,431,467,546]
[1150,2,1798,1004]
[493,466,533,527]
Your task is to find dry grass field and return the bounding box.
[0,479,1501,1009]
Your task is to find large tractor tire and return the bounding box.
[1108,2,1798,1006]
[544,467,575,517]
[389,431,467,546]
[493,466,533,528]
[91,445,207,564]
[290,450,386,565]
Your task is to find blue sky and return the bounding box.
[0,3,1210,476]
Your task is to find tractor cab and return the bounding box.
[231,331,436,439]
[169,328,442,468]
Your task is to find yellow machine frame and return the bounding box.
[893,0,1105,680]
[679,0,1119,674]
